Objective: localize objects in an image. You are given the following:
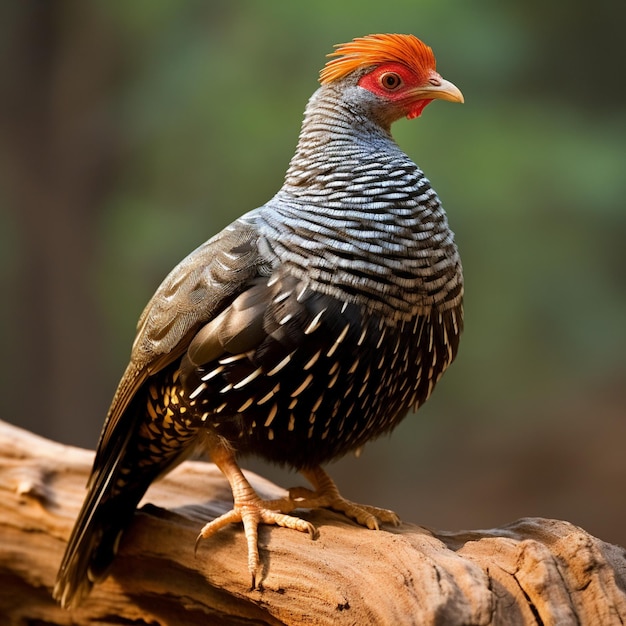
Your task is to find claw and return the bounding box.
[197,500,319,587]
[203,438,397,587]
[196,442,322,587]
[289,466,402,530]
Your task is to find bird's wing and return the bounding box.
[91,216,271,476]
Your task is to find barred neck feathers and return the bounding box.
[257,81,463,319]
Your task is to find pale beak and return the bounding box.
[409,74,464,104]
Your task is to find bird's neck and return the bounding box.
[283,85,399,191]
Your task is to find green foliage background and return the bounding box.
[1,1,624,544]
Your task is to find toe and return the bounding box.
[258,509,319,539]
[327,499,401,530]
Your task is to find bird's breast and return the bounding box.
[259,164,462,318]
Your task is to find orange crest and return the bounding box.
[319,33,436,85]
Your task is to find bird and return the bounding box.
[54,33,464,608]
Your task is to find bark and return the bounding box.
[1,419,625,626]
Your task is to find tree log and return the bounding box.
[1,419,625,625]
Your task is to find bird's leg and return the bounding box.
[289,465,401,530]
[197,439,317,587]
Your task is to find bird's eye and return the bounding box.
[379,72,403,91]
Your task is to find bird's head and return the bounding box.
[319,33,463,124]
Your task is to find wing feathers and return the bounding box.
[95,218,269,469]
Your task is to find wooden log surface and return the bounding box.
[1,419,626,625]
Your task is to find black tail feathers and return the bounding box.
[54,481,148,608]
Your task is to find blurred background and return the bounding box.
[1,1,624,546]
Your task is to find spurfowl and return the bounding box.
[55,33,464,607]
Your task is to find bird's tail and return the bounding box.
[53,464,152,609]
[55,364,200,608]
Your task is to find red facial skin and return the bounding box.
[357,61,442,119]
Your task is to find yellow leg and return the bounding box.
[198,435,399,587]
[197,440,317,588]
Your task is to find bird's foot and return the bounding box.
[290,486,400,529]
[196,493,317,588]
[201,439,321,588]
[289,466,401,530]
